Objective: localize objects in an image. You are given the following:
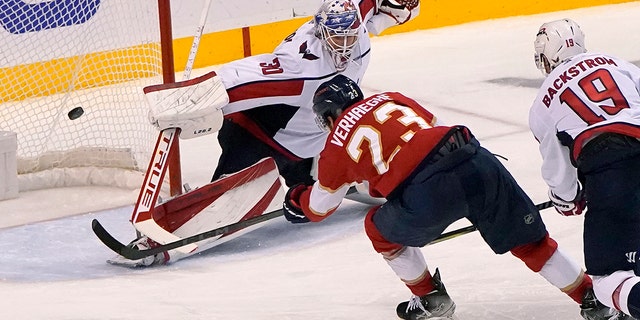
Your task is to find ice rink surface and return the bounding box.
[1,3,640,319]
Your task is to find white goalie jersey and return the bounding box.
[216,21,371,159]
[143,0,420,157]
[215,0,420,159]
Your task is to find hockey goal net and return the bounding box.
[0,0,176,192]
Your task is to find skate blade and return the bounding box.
[431,314,459,320]
[106,255,154,268]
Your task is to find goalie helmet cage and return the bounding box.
[0,0,182,195]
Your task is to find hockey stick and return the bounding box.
[129,128,191,251]
[93,186,359,260]
[93,208,284,260]
[182,0,212,81]
[427,200,554,245]
[126,0,213,250]
[94,197,553,261]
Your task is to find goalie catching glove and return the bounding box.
[378,0,419,24]
[144,71,228,139]
[548,184,587,216]
[283,183,311,224]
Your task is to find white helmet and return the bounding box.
[534,18,586,75]
[314,0,362,72]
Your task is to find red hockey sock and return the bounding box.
[510,232,558,272]
[407,271,436,296]
[567,273,593,304]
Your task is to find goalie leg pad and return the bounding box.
[136,158,285,265]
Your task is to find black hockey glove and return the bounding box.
[283,183,310,224]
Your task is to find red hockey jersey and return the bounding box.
[299,92,460,221]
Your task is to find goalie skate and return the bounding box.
[107,236,168,268]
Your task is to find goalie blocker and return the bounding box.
[144,71,228,139]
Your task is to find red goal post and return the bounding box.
[0,0,182,195]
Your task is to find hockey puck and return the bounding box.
[68,106,84,120]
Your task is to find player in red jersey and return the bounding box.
[115,0,420,267]
[283,74,621,319]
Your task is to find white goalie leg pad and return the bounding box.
[144,71,228,139]
[170,169,285,254]
[144,158,284,264]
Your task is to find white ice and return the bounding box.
[1,3,640,319]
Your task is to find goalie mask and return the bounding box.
[312,74,364,132]
[314,0,362,72]
[534,18,586,76]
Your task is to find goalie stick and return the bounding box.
[94,186,358,260]
[125,0,215,252]
[129,127,196,254]
[92,208,284,261]
[93,198,553,261]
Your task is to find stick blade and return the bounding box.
[91,219,127,255]
[92,219,157,260]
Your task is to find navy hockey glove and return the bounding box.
[283,183,310,224]
[548,187,586,216]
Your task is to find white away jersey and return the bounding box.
[529,52,640,200]
[214,0,419,159]
[216,20,371,158]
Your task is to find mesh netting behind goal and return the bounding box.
[0,0,167,191]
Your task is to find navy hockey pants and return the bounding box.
[372,140,547,254]
[577,133,640,276]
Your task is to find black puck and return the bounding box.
[68,106,84,120]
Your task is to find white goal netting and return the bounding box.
[0,0,166,191]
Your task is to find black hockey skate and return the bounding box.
[396,268,456,320]
[580,288,636,320]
